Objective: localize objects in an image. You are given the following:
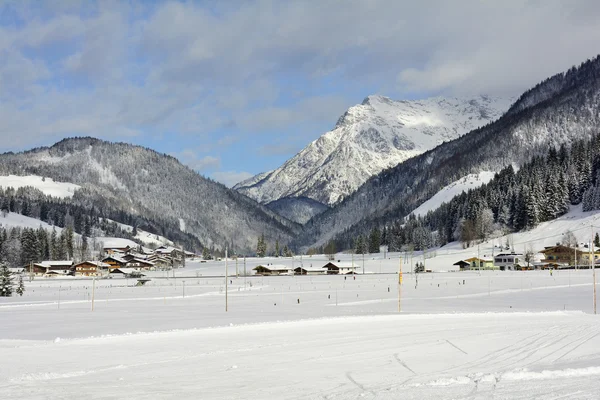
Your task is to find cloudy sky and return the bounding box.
[1,0,599,186]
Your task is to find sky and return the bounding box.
[1,0,600,186]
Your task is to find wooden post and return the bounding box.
[592,226,597,314]
[225,247,228,312]
[398,257,402,313]
[91,278,95,312]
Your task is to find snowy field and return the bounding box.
[1,254,598,399]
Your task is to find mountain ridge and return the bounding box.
[235,94,511,206]
[0,137,300,253]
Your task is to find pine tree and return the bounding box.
[50,227,58,260]
[37,227,49,261]
[368,227,381,253]
[65,226,74,260]
[0,263,14,297]
[595,232,600,248]
[20,228,39,265]
[16,274,24,296]
[354,235,366,255]
[202,247,211,260]
[56,231,67,260]
[256,234,266,258]
[275,239,280,258]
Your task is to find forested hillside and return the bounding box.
[0,138,300,254]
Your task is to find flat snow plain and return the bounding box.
[1,253,599,399]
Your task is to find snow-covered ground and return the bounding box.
[411,171,496,217]
[2,205,600,399]
[0,174,80,198]
[1,262,598,399]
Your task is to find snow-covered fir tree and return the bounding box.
[16,274,24,296]
[0,263,14,297]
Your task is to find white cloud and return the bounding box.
[170,149,221,172]
[1,0,600,156]
[212,171,254,188]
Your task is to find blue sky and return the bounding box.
[1,1,600,186]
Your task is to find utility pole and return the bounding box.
[592,225,597,314]
[225,247,228,312]
[244,256,247,289]
[182,280,185,298]
[236,257,238,278]
[91,277,95,312]
[362,252,365,274]
[478,243,481,274]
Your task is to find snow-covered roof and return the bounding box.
[75,261,110,268]
[294,266,324,272]
[464,257,494,262]
[110,268,143,275]
[156,246,180,254]
[126,258,155,265]
[323,262,358,269]
[37,260,73,268]
[253,264,291,271]
[102,255,127,264]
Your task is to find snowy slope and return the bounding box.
[0,175,80,198]
[0,212,64,232]
[411,171,496,217]
[101,218,174,247]
[235,95,510,205]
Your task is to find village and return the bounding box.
[13,243,196,279]
[453,243,600,271]
[9,241,600,280]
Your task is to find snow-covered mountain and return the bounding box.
[0,138,300,253]
[235,95,510,206]
[296,55,600,249]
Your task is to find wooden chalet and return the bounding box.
[539,245,599,268]
[463,257,496,270]
[147,254,172,269]
[293,266,325,275]
[102,255,128,271]
[322,262,358,275]
[124,258,155,271]
[253,264,293,276]
[74,261,110,277]
[103,245,132,255]
[26,260,74,277]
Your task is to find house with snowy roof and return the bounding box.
[74,261,110,277]
[25,260,74,276]
[322,261,358,274]
[253,264,293,275]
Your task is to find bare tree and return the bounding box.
[524,244,536,268]
[562,230,577,248]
